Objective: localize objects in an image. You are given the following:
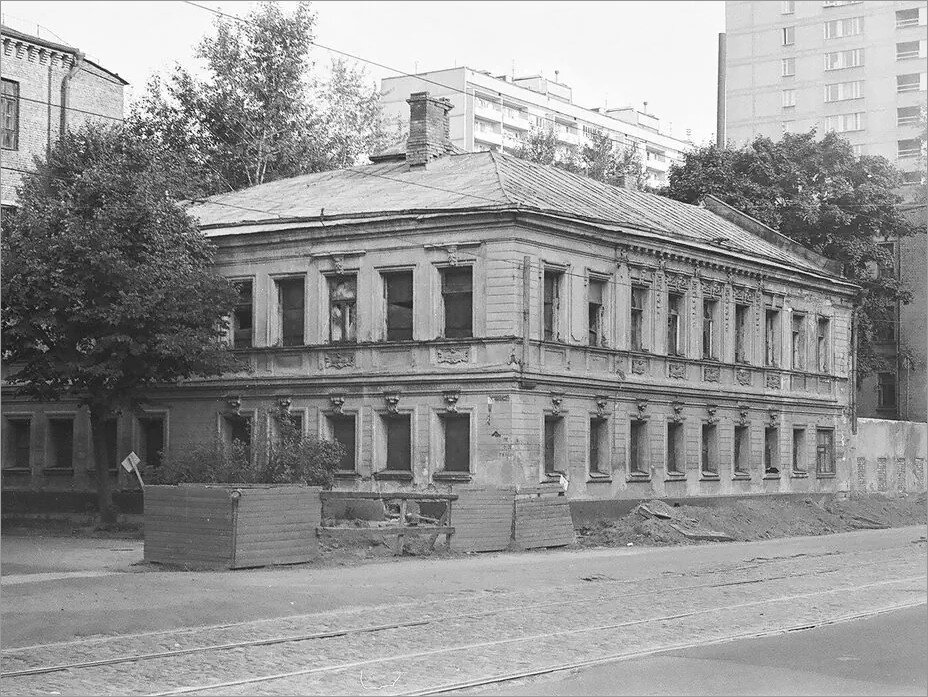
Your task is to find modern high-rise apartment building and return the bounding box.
[380,67,695,189]
[723,0,927,188]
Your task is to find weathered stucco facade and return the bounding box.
[1,94,861,505]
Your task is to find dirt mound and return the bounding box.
[577,493,928,549]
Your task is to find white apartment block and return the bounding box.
[724,0,927,188]
[380,67,695,189]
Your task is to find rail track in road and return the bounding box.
[1,541,925,696]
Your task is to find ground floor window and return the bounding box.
[328,414,357,472]
[384,414,412,471]
[764,427,779,475]
[138,416,165,470]
[816,429,835,475]
[666,422,684,474]
[101,419,118,473]
[589,417,608,475]
[3,417,31,470]
[792,428,806,474]
[543,415,564,476]
[222,413,252,460]
[734,425,749,476]
[701,424,718,475]
[629,421,647,475]
[442,413,470,472]
[47,417,75,470]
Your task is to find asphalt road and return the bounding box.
[472,604,928,696]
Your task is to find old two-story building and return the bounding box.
[1,93,861,506]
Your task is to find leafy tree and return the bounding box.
[662,130,918,379]
[131,1,390,196]
[1,123,240,523]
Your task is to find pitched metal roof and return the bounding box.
[188,150,834,276]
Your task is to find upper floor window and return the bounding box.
[667,293,684,356]
[824,112,864,133]
[782,89,796,108]
[1,79,19,150]
[702,299,718,360]
[898,138,922,158]
[630,286,647,351]
[588,277,606,347]
[232,280,253,349]
[735,304,749,364]
[543,269,563,341]
[897,73,924,93]
[782,0,795,14]
[824,80,863,102]
[383,270,413,341]
[791,313,806,370]
[782,58,796,77]
[816,317,830,372]
[276,277,305,347]
[328,274,357,343]
[896,8,923,29]
[824,48,864,70]
[877,372,897,409]
[782,26,796,46]
[824,16,863,39]
[441,266,473,338]
[822,1,861,6]
[898,105,921,127]
[765,309,780,367]
[896,41,922,60]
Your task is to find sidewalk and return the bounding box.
[1,533,143,584]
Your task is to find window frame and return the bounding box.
[735,304,750,364]
[791,313,807,370]
[231,278,254,349]
[782,25,795,46]
[46,415,76,471]
[1,78,19,151]
[816,317,830,373]
[542,268,564,342]
[3,415,32,470]
[764,309,780,367]
[877,372,897,410]
[701,423,719,477]
[733,424,750,477]
[382,269,414,342]
[629,419,648,477]
[666,292,684,357]
[666,421,685,475]
[702,298,718,360]
[382,411,413,473]
[439,265,474,339]
[135,411,168,472]
[792,427,807,474]
[630,285,648,351]
[327,273,358,344]
[273,275,306,347]
[440,412,472,473]
[781,57,796,77]
[764,426,780,476]
[587,275,608,347]
[815,428,836,476]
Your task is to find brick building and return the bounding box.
[1,93,861,506]
[1,24,127,207]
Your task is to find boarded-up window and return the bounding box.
[667,293,683,356]
[734,425,749,475]
[543,415,563,475]
[385,414,412,471]
[589,418,607,474]
[666,422,684,474]
[384,271,413,341]
[233,280,253,348]
[276,277,305,347]
[4,418,30,469]
[630,421,647,474]
[631,287,646,351]
[878,372,897,409]
[764,427,779,475]
[735,305,749,363]
[47,418,74,470]
[791,313,806,370]
[702,424,718,475]
[329,415,356,471]
[441,267,473,338]
[588,279,606,346]
[329,275,357,343]
[816,429,835,475]
[543,270,562,341]
[138,416,165,469]
[793,428,806,473]
[765,309,779,366]
[443,414,470,472]
[703,300,717,359]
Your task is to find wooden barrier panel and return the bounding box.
[450,487,515,553]
[514,495,575,549]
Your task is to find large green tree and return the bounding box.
[662,130,917,379]
[1,124,240,523]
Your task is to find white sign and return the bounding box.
[120,451,141,473]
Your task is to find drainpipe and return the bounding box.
[850,306,858,435]
[60,51,86,138]
[521,256,531,377]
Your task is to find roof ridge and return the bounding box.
[488,151,517,206]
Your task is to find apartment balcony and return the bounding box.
[502,132,524,150]
[555,129,579,146]
[473,101,501,123]
[474,128,503,146]
[502,110,531,131]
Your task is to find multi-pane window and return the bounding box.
[872,304,896,343]
[764,427,779,475]
[276,277,305,347]
[4,418,31,469]
[442,414,471,472]
[734,425,750,476]
[816,429,835,475]
[543,269,562,341]
[824,80,863,102]
[896,73,922,93]
[824,112,864,132]
[543,415,563,476]
[383,271,413,341]
[816,317,830,372]
[1,79,19,150]
[902,170,925,186]
[791,313,806,370]
[232,280,253,349]
[328,415,356,471]
[666,293,683,356]
[588,278,606,346]
[328,274,357,343]
[898,138,922,158]
[630,286,646,351]
[735,305,749,363]
[629,421,647,475]
[47,418,75,470]
[701,424,718,475]
[782,58,796,77]
[792,428,807,474]
[702,299,718,360]
[138,416,165,470]
[441,267,473,338]
[781,89,796,108]
[384,414,412,471]
[896,41,922,60]
[824,16,863,39]
[589,417,607,475]
[666,422,684,475]
[898,106,921,127]
[782,26,795,45]
[877,372,897,410]
[896,8,921,28]
[824,49,864,70]
[765,309,780,367]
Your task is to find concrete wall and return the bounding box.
[845,418,927,493]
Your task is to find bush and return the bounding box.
[144,415,344,488]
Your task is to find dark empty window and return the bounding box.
[701,424,718,475]
[877,372,897,410]
[224,414,251,448]
[666,422,684,474]
[589,417,607,474]
[233,280,253,349]
[734,425,749,475]
[47,418,74,470]
[630,421,647,475]
[735,305,749,363]
[277,277,305,347]
[816,429,835,475]
[631,286,646,351]
[4,418,30,469]
[765,310,779,367]
[329,274,357,343]
[703,300,717,359]
[441,267,473,338]
[764,427,779,475]
[384,271,413,341]
[1,79,19,150]
[543,415,563,475]
[138,416,165,469]
[329,415,356,471]
[543,270,562,341]
[791,314,806,370]
[792,428,806,473]
[667,293,683,356]
[385,414,412,471]
[588,278,606,346]
[442,414,470,472]
[101,419,118,472]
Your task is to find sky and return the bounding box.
[0,0,725,144]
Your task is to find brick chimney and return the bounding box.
[405,92,453,168]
